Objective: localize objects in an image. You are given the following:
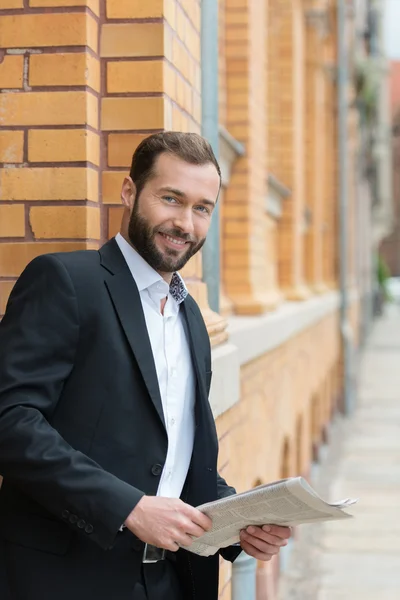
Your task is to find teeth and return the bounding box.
[165,234,186,245]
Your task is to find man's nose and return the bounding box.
[173,209,195,236]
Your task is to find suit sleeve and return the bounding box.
[0,254,144,550]
[216,472,242,562]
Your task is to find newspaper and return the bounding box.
[182,476,358,557]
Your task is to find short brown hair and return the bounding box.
[129,131,221,196]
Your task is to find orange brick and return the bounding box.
[0,167,98,202]
[172,37,191,80]
[29,0,99,15]
[193,92,201,123]
[172,105,184,132]
[108,133,148,167]
[101,96,165,131]
[28,129,100,165]
[0,55,23,89]
[0,281,15,316]
[163,0,176,28]
[183,81,193,114]
[101,23,165,58]
[107,60,164,94]
[0,13,98,51]
[30,206,100,240]
[0,242,91,277]
[0,91,98,128]
[108,206,124,238]
[180,253,202,280]
[180,0,200,29]
[176,6,187,42]
[185,24,201,61]
[176,75,185,109]
[0,0,23,6]
[0,130,24,163]
[163,96,173,130]
[164,61,177,99]
[0,205,25,237]
[225,9,249,26]
[102,171,126,204]
[29,53,100,92]
[106,0,163,19]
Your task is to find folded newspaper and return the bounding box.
[182,476,358,557]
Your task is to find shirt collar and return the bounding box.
[115,233,188,304]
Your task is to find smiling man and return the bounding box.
[0,132,291,600]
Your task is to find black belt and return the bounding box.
[142,543,177,564]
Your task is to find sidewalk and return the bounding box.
[279,304,400,600]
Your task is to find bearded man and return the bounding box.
[0,132,291,600]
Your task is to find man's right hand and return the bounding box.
[124,496,213,552]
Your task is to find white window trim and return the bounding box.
[219,126,245,187]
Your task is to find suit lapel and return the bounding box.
[100,239,166,431]
[181,300,207,403]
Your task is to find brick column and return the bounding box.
[223,0,281,315]
[303,5,329,293]
[322,23,338,289]
[100,0,226,344]
[275,0,309,300]
[0,1,101,317]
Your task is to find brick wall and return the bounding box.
[0,0,215,324]
[222,0,282,315]
[0,1,101,316]
[216,311,343,599]
[274,0,307,299]
[101,0,202,240]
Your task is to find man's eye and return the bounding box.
[196,205,210,214]
[163,196,178,203]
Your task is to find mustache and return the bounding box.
[156,228,197,244]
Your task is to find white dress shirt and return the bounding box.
[115,233,195,499]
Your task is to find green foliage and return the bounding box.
[377,254,391,300]
[354,58,379,125]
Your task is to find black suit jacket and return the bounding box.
[0,239,240,600]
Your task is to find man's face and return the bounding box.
[126,153,220,274]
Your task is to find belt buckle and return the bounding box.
[142,543,166,564]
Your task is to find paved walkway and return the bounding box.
[279,304,400,600]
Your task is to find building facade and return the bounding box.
[0,0,376,598]
[380,60,400,277]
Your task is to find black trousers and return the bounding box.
[136,559,183,600]
[1,530,184,600]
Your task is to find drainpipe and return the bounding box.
[232,552,257,600]
[201,0,220,313]
[337,0,354,414]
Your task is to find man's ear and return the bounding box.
[121,176,137,210]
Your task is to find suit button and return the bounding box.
[151,464,163,476]
[77,519,86,529]
[62,509,70,520]
[69,514,78,524]
[85,524,94,534]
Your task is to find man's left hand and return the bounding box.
[239,525,292,561]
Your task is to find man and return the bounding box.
[0,132,291,600]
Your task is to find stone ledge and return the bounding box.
[228,291,340,366]
[210,290,359,418]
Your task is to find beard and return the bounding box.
[128,201,206,273]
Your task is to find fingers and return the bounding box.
[182,504,213,532]
[240,538,273,561]
[163,539,180,552]
[263,525,292,540]
[245,525,290,547]
[184,521,208,539]
[240,530,283,556]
